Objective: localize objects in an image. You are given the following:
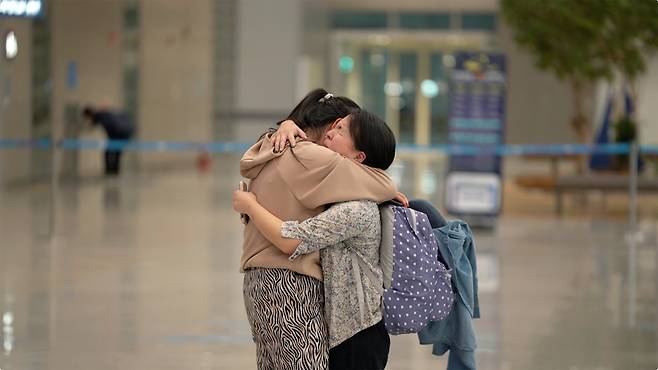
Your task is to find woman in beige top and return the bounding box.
[238,89,397,370]
[235,109,398,370]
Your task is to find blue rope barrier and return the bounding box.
[0,138,51,149]
[640,145,658,155]
[396,143,636,155]
[1,138,658,156]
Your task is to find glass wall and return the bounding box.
[398,52,417,145]
[329,10,497,146]
[429,53,450,145]
[359,48,388,121]
[122,1,140,125]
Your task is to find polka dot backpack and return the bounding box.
[377,205,454,335]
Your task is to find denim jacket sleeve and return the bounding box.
[419,221,479,370]
[462,222,480,318]
[438,221,479,318]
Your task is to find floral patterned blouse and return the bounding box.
[281,200,384,348]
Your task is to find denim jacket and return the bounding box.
[418,220,479,370]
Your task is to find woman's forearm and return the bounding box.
[246,201,301,255]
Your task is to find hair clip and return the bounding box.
[318,93,333,103]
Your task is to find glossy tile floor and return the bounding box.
[0,154,656,370]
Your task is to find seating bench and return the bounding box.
[554,174,658,215]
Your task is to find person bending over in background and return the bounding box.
[82,105,135,176]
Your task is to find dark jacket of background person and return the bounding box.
[89,110,135,140]
[418,220,480,370]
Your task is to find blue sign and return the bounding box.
[446,52,507,216]
[0,0,44,18]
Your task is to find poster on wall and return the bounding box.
[445,52,506,217]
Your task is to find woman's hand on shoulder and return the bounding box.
[272,120,307,153]
[233,190,258,215]
[393,192,409,207]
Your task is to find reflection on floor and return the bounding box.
[0,155,656,370]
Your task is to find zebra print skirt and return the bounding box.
[243,268,328,370]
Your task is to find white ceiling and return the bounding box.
[313,0,498,12]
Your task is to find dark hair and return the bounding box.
[82,105,95,118]
[348,110,396,170]
[275,88,360,138]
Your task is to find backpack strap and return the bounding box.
[379,205,395,289]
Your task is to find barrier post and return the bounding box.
[48,137,59,241]
[629,142,638,237]
[627,141,639,327]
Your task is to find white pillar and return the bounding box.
[234,0,302,141]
